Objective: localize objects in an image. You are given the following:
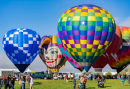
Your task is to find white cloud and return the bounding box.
[119,17,130,27]
[114,17,119,25]
[115,17,130,27]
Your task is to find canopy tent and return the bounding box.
[25,68,32,72]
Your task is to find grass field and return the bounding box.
[1,79,130,89]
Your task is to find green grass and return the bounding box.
[1,79,130,89]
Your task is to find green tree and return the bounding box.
[105,72,112,76]
[49,69,52,75]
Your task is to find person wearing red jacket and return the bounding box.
[2,76,5,87]
[65,74,68,82]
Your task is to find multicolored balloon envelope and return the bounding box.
[39,35,67,73]
[57,4,116,72]
[92,25,122,72]
[109,27,130,73]
[57,33,84,71]
[3,28,41,72]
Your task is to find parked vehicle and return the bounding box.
[62,72,74,79]
[32,72,51,79]
[53,73,59,80]
[57,73,62,79]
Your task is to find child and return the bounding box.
[73,76,76,89]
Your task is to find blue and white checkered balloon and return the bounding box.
[2,28,41,72]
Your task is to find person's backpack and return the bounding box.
[82,77,87,83]
[84,78,87,82]
[28,77,31,81]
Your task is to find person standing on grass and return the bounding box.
[12,76,15,87]
[30,75,33,89]
[82,76,84,89]
[11,78,14,89]
[28,75,31,86]
[121,75,125,86]
[14,74,18,81]
[20,76,25,89]
[8,75,12,89]
[70,74,71,80]
[97,76,100,87]
[2,76,5,87]
[128,75,130,84]
[93,74,95,81]
[4,77,9,89]
[73,76,76,89]
[0,77,2,89]
[101,76,105,87]
[80,74,83,89]
[88,74,91,80]
[82,76,87,89]
[65,74,68,82]
[23,75,26,89]
[62,73,64,80]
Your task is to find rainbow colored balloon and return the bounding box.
[57,4,116,72]
[57,33,84,71]
[109,27,130,73]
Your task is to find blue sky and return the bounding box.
[0,0,130,52]
[0,0,130,72]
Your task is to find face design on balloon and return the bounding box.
[41,46,62,68]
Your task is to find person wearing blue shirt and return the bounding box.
[121,75,125,86]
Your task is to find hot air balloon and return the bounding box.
[57,4,116,72]
[39,35,67,73]
[3,28,41,72]
[109,27,130,73]
[92,25,122,72]
[57,33,84,71]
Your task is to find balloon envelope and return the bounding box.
[109,27,130,73]
[39,35,67,73]
[3,28,41,72]
[57,4,116,72]
[57,33,84,71]
[92,25,122,72]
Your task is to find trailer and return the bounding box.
[0,69,19,77]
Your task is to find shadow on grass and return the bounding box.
[69,80,73,82]
[124,85,130,86]
[104,86,112,88]
[85,86,112,89]
[33,82,42,86]
[86,87,95,89]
